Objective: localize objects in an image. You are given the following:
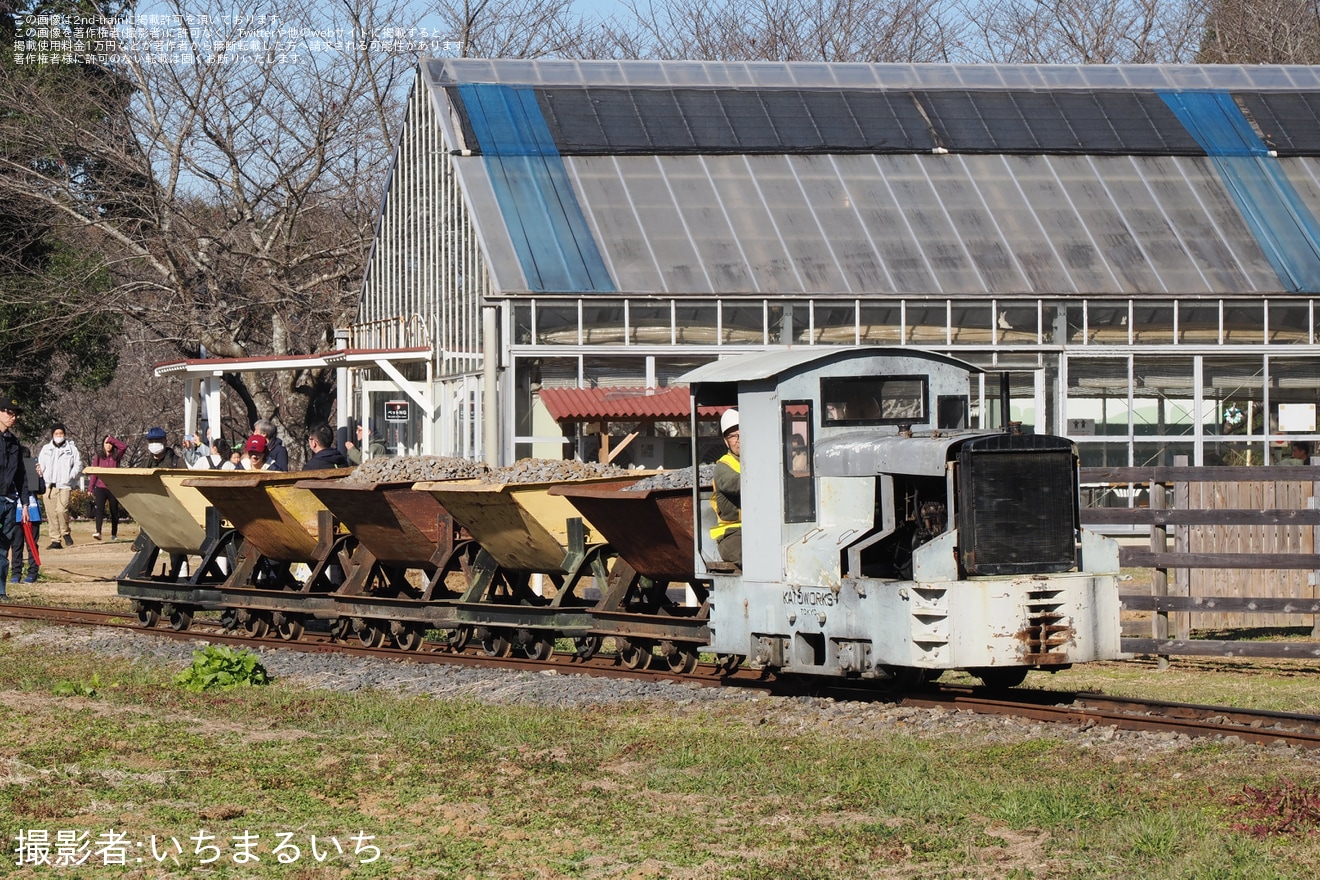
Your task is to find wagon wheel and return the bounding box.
[219,608,239,632]
[445,626,472,652]
[665,646,700,675]
[618,639,653,671]
[480,630,513,658]
[573,635,601,660]
[274,613,304,642]
[133,601,160,628]
[394,624,425,652]
[355,619,387,648]
[168,607,194,632]
[973,667,1029,689]
[242,611,271,639]
[330,617,352,643]
[523,636,554,661]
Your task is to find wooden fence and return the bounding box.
[1078,461,1320,661]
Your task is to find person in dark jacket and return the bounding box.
[0,393,30,596]
[9,446,42,584]
[254,419,289,471]
[144,426,180,468]
[304,424,351,470]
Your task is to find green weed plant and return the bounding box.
[52,673,99,698]
[1,644,1319,878]
[174,645,270,692]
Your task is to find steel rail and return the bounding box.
[3,603,1317,748]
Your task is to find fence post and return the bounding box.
[1312,483,1320,640]
[1173,455,1191,641]
[1150,481,1170,669]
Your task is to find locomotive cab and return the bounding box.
[683,347,1123,684]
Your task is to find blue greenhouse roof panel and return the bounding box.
[420,60,1320,297]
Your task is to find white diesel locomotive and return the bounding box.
[683,347,1123,687]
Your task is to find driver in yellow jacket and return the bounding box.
[710,409,742,567]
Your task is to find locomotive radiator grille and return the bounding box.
[1021,588,1072,664]
[957,438,1079,576]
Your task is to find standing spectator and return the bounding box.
[192,436,235,470]
[241,434,274,470]
[0,393,30,597]
[179,433,204,467]
[345,421,386,464]
[9,446,42,584]
[87,434,127,541]
[37,423,81,549]
[305,424,351,470]
[144,426,180,468]
[254,419,288,471]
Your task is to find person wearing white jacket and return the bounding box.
[36,423,81,549]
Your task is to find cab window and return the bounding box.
[783,401,815,523]
[821,376,927,426]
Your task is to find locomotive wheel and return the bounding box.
[973,667,1030,689]
[274,614,304,642]
[618,639,653,671]
[716,654,745,675]
[445,627,472,652]
[573,635,601,660]
[523,637,554,661]
[481,632,513,658]
[394,625,425,652]
[167,607,193,632]
[665,647,699,675]
[133,601,159,628]
[887,667,937,689]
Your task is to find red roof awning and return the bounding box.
[537,386,723,421]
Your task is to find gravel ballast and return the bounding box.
[2,622,1308,761]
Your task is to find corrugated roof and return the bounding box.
[538,386,722,420]
[422,60,1320,298]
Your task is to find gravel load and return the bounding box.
[344,455,491,484]
[626,463,715,491]
[477,458,635,484]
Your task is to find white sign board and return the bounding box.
[1278,403,1316,433]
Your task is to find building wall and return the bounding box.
[504,295,1320,469]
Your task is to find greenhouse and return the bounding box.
[352,59,1320,468]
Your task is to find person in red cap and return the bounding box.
[241,434,273,471]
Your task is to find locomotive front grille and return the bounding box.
[957,436,1079,576]
[1022,588,1072,664]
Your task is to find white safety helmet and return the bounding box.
[720,408,739,435]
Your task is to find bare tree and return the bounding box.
[0,0,420,459]
[1198,0,1320,63]
[429,0,604,57]
[956,0,1205,63]
[600,0,962,62]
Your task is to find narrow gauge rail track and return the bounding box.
[5,603,1319,750]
